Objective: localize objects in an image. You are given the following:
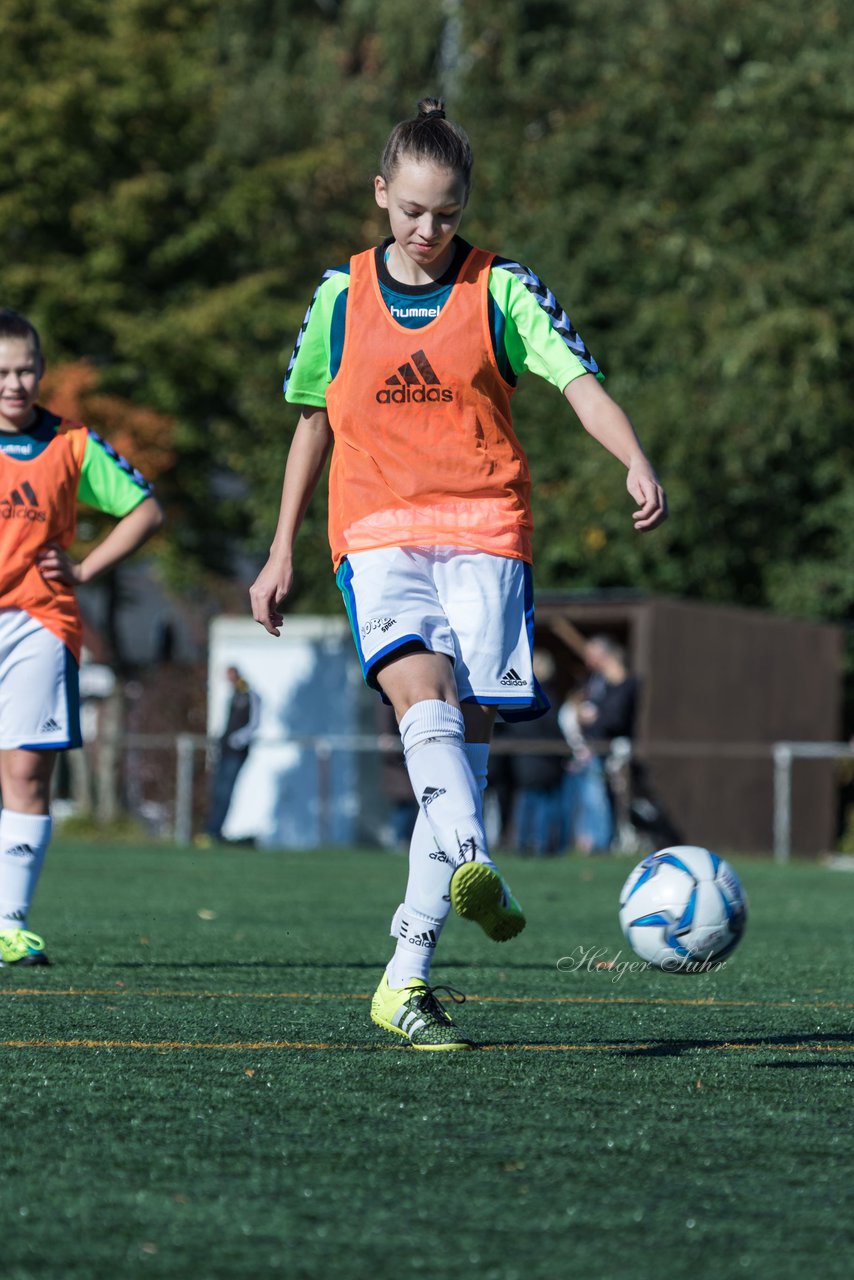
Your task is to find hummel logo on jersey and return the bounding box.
[0,481,45,522]
[500,667,527,687]
[5,843,36,860]
[421,786,447,808]
[375,349,453,405]
[41,718,61,733]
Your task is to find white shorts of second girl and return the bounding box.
[336,546,540,713]
[0,608,82,750]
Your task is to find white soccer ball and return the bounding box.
[618,845,747,972]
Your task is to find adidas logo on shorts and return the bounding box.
[500,667,527,687]
[375,349,453,405]
[41,718,61,733]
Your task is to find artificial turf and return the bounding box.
[2,839,852,1279]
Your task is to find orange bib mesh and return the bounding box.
[325,244,532,569]
[0,422,87,660]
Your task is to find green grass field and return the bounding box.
[2,840,852,1280]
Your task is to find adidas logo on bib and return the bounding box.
[375,349,453,405]
[1,481,45,522]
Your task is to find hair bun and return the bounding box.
[417,97,446,121]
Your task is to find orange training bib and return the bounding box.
[324,244,532,569]
[0,423,87,660]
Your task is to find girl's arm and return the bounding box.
[35,495,164,584]
[564,374,667,531]
[249,407,334,636]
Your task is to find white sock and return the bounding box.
[386,902,444,988]
[400,743,492,922]
[399,700,495,871]
[403,809,455,920]
[386,708,497,988]
[0,810,52,931]
[464,741,490,809]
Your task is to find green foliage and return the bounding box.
[1,0,852,639]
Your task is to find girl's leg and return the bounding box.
[381,653,523,992]
[385,699,499,989]
[380,651,488,986]
[378,651,494,871]
[0,749,55,957]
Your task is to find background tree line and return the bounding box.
[2,0,851,716]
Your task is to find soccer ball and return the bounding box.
[618,845,747,972]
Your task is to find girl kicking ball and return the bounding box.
[250,99,666,1049]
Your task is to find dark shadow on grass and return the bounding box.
[756,1058,854,1069]
[107,959,553,972]
[477,1033,854,1056]
[614,1032,854,1057]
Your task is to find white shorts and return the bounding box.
[0,609,81,750]
[336,547,546,717]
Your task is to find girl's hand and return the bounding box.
[249,555,294,636]
[35,542,83,586]
[627,461,668,532]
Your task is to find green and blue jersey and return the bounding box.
[284,237,603,407]
[0,409,152,517]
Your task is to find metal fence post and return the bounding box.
[174,733,197,846]
[316,739,332,847]
[773,743,793,864]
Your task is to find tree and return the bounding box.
[2,0,852,659]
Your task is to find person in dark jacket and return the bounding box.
[573,636,636,852]
[202,667,262,842]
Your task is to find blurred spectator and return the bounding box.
[508,651,568,856]
[199,666,261,844]
[564,635,637,853]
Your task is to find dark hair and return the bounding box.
[379,97,473,195]
[0,308,41,354]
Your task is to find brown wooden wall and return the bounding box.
[536,595,843,856]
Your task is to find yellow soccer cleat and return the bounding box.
[0,929,50,967]
[370,972,474,1051]
[450,862,526,942]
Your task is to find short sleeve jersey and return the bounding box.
[283,237,602,408]
[0,408,153,657]
[283,238,602,567]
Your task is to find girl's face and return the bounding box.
[0,337,43,431]
[375,159,468,279]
